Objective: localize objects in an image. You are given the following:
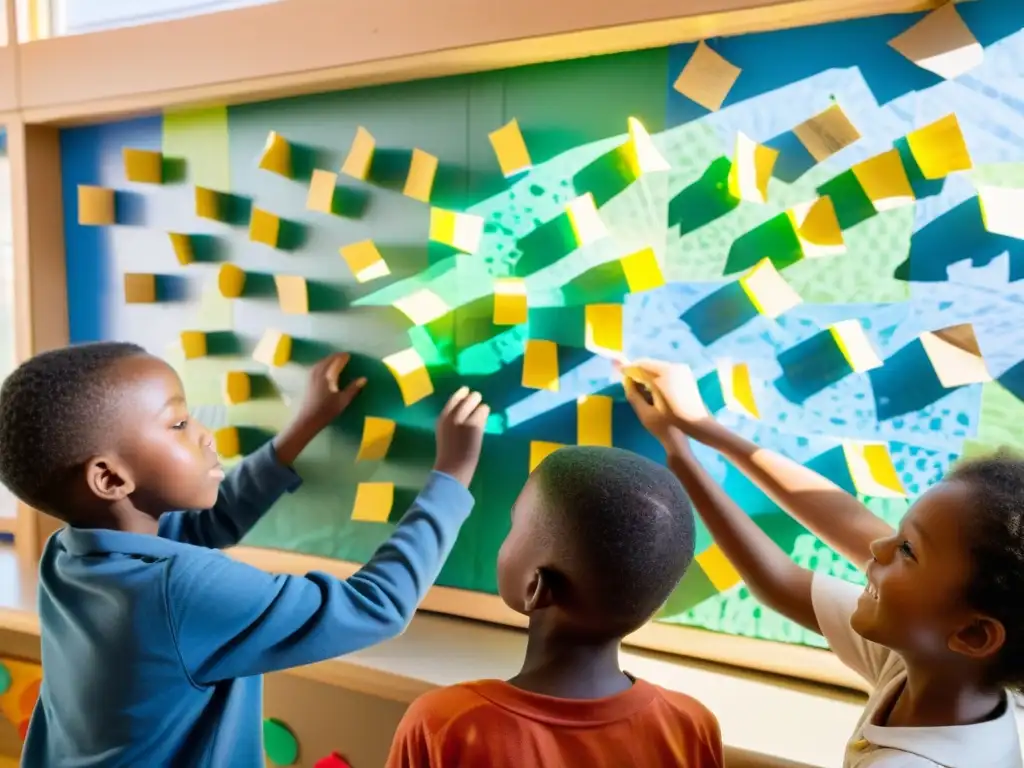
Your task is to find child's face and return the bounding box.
[89,355,224,515]
[851,480,998,667]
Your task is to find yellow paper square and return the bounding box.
[383,348,434,406]
[217,264,246,299]
[180,331,207,360]
[195,187,221,221]
[717,362,759,419]
[566,194,607,246]
[829,320,882,373]
[888,4,983,80]
[253,330,292,367]
[739,258,802,319]
[258,130,291,177]
[357,417,397,461]
[352,482,395,523]
[672,40,741,112]
[577,395,613,447]
[696,544,743,591]
[78,185,115,226]
[429,208,484,253]
[522,340,559,391]
[123,148,163,184]
[341,240,391,283]
[977,185,1024,239]
[493,279,528,326]
[792,104,862,163]
[585,304,624,355]
[275,275,309,315]
[906,114,972,180]
[920,323,990,388]
[851,149,915,212]
[222,371,251,405]
[404,149,438,203]
[842,442,905,498]
[249,208,281,247]
[214,427,241,459]
[621,247,665,293]
[489,119,532,177]
[787,197,845,259]
[728,132,779,204]
[530,441,565,472]
[124,273,156,304]
[622,117,670,178]
[307,169,337,213]
[394,289,450,326]
[169,233,194,265]
[341,126,375,181]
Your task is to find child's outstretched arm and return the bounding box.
[159,354,365,549]
[624,378,818,633]
[164,388,490,683]
[624,359,893,568]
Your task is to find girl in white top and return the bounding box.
[621,359,1023,768]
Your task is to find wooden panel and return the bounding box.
[16,0,939,124]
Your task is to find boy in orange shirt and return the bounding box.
[386,446,724,768]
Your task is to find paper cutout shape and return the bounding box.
[842,442,906,498]
[253,330,292,367]
[124,274,156,304]
[585,304,624,355]
[621,247,665,294]
[0,658,41,725]
[530,441,565,472]
[214,427,240,459]
[851,149,915,211]
[263,717,300,766]
[672,40,741,112]
[906,114,972,180]
[888,4,982,80]
[341,126,375,180]
[829,320,882,373]
[341,240,391,283]
[258,131,291,177]
[195,187,221,220]
[180,331,207,360]
[493,279,528,326]
[357,417,396,461]
[522,340,559,391]
[18,678,39,717]
[249,208,281,247]
[792,104,861,163]
[739,258,802,319]
[169,233,193,265]
[621,117,670,179]
[307,169,338,213]
[313,753,352,768]
[717,362,759,419]
[577,395,613,447]
[0,662,11,695]
[275,275,309,315]
[787,197,845,258]
[123,148,163,184]
[78,186,115,226]
[351,482,395,523]
[566,194,608,246]
[920,324,990,388]
[696,544,742,591]
[977,185,1024,240]
[489,119,532,177]
[222,372,251,405]
[394,289,450,326]
[429,208,485,253]
[217,264,246,299]
[727,132,779,203]
[383,348,434,406]
[404,149,438,203]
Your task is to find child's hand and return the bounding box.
[433,387,490,488]
[618,358,710,436]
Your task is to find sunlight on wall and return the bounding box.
[0,139,14,521]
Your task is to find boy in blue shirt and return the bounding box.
[0,343,490,768]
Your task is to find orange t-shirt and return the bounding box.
[386,677,724,767]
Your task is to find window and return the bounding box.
[49,0,280,37]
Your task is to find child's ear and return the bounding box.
[523,568,556,613]
[949,615,1006,661]
[84,457,137,502]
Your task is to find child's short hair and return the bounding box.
[534,446,695,639]
[0,342,147,513]
[947,452,1024,691]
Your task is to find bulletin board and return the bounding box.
[60,0,1024,672]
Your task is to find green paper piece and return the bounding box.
[263,718,299,766]
[0,662,10,695]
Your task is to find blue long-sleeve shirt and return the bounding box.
[22,442,474,768]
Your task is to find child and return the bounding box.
[621,358,1024,767]
[0,342,490,768]
[386,445,724,767]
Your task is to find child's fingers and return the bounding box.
[452,390,484,424]
[440,386,470,419]
[334,377,367,406]
[467,403,491,428]
[324,353,351,393]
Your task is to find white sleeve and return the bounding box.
[811,573,894,687]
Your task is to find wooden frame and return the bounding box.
[1,0,932,691]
